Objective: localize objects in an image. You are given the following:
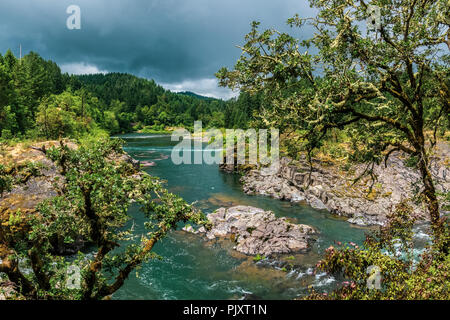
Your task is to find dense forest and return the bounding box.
[0,0,449,301]
[0,49,261,140]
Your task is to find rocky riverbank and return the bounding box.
[0,140,140,253]
[0,139,142,299]
[183,205,316,257]
[222,145,449,227]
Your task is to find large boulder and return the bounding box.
[184,206,316,257]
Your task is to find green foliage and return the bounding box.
[75,73,242,131]
[102,111,120,134]
[0,51,257,142]
[307,202,450,300]
[76,127,110,147]
[140,124,170,134]
[0,138,207,299]
[0,50,66,136]
[0,164,13,196]
[405,155,419,168]
[218,0,449,159]
[253,254,265,262]
[218,0,449,300]
[222,92,263,129]
[1,129,13,140]
[217,0,449,250]
[36,91,97,139]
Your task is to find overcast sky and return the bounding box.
[0,0,316,99]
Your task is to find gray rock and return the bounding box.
[308,196,328,210]
[184,206,316,256]
[235,147,449,226]
[291,192,306,203]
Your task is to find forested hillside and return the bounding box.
[75,73,229,131]
[0,50,66,138]
[0,50,262,140]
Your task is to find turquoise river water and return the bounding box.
[112,133,372,300]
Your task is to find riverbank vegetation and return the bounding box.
[0,138,207,299]
[217,0,449,299]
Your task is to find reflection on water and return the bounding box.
[113,133,369,300]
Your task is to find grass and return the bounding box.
[253,254,265,262]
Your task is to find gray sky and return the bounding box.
[0,0,316,99]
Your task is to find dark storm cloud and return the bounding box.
[0,0,316,98]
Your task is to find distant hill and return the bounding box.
[74,73,260,131]
[177,91,218,101]
[73,73,229,131]
[0,49,258,139]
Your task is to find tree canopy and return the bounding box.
[217,0,449,247]
[0,52,259,140]
[0,139,207,299]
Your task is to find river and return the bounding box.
[113,133,370,300]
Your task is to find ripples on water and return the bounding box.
[112,133,428,300]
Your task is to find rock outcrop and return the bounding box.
[0,281,17,300]
[115,153,141,170]
[0,140,141,254]
[184,206,316,256]
[234,145,449,227]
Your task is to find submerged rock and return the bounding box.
[140,160,156,167]
[184,206,316,257]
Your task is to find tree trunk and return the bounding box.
[417,151,447,252]
[1,260,37,298]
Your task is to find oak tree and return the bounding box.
[217,0,449,249]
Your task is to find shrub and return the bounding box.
[307,202,450,300]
